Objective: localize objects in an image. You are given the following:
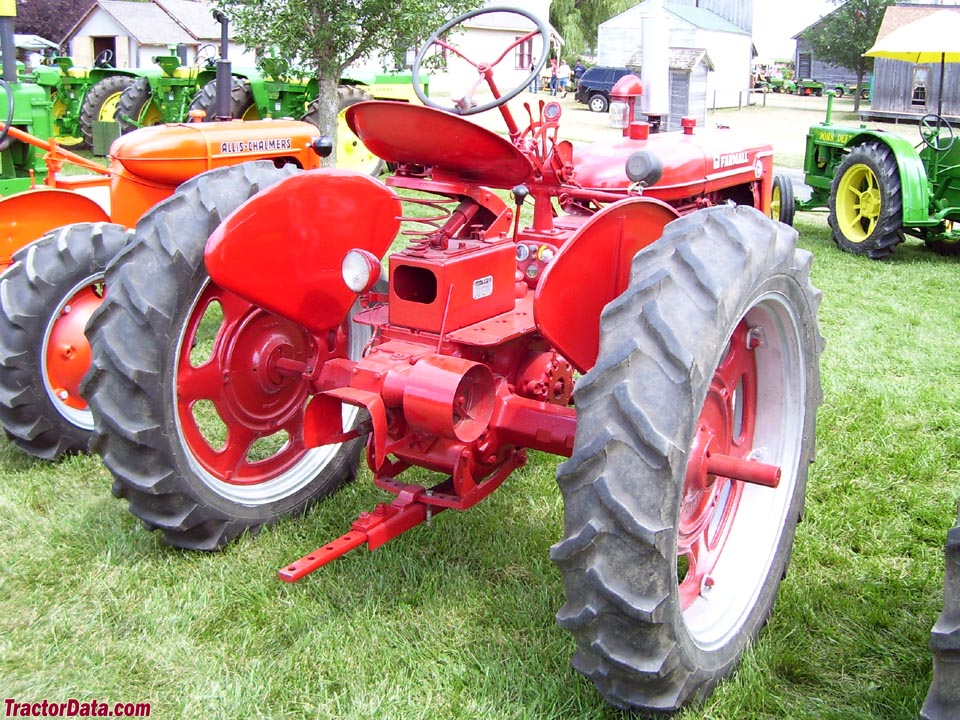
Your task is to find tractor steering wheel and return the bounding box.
[195,44,218,68]
[94,49,114,68]
[0,79,13,150]
[920,114,955,152]
[412,6,550,116]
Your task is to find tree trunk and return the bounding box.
[853,69,863,114]
[315,74,341,167]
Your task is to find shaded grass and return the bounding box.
[1,212,959,718]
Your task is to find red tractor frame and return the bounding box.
[82,7,823,712]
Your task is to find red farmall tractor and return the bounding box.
[82,8,823,712]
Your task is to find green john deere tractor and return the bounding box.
[36,52,146,148]
[775,93,959,258]
[0,70,54,195]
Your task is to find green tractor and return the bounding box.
[775,93,959,258]
[767,76,797,94]
[113,44,227,131]
[0,69,54,195]
[37,51,145,148]
[795,78,825,96]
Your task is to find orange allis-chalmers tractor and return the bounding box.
[82,7,823,712]
[0,114,327,459]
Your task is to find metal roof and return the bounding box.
[665,2,748,35]
[627,46,715,71]
[154,0,223,41]
[875,4,960,42]
[65,1,193,45]
[64,0,227,46]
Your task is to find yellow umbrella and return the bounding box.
[864,9,960,117]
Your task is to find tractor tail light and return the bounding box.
[342,249,382,293]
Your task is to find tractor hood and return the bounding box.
[111,119,321,185]
[205,169,402,335]
[572,128,772,202]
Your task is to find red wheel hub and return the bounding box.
[176,284,345,486]
[678,322,758,609]
[45,286,101,411]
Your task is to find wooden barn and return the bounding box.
[861,3,960,123]
[792,6,866,89]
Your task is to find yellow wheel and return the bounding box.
[51,95,84,147]
[115,77,163,132]
[302,87,384,176]
[78,75,136,148]
[834,164,880,242]
[828,141,902,258]
[97,90,124,122]
[770,171,795,226]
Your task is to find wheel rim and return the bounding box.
[98,90,125,122]
[241,104,261,121]
[41,278,104,429]
[173,281,363,505]
[836,163,881,243]
[770,183,782,221]
[337,108,381,175]
[141,100,164,127]
[680,294,805,650]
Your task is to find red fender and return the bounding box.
[0,189,110,269]
[534,197,680,373]
[204,168,402,334]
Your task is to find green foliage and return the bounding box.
[550,0,634,58]
[212,0,479,143]
[802,0,894,77]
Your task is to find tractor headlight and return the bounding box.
[341,249,382,294]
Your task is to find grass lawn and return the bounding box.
[2,119,959,717]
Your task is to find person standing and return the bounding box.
[529,56,539,93]
[557,60,571,98]
[549,57,558,95]
[573,59,586,82]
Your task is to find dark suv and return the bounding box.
[574,66,633,112]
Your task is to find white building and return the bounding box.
[598,0,753,108]
[62,0,255,69]
[406,0,559,98]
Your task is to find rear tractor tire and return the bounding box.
[79,75,135,148]
[552,205,823,711]
[828,141,903,259]
[114,76,163,133]
[770,171,796,226]
[189,77,259,121]
[83,161,369,550]
[0,223,131,460]
[921,505,960,720]
[301,86,384,177]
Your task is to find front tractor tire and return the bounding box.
[79,75,135,148]
[552,206,823,711]
[83,162,368,551]
[770,171,796,226]
[921,505,960,720]
[828,141,903,258]
[0,223,131,460]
